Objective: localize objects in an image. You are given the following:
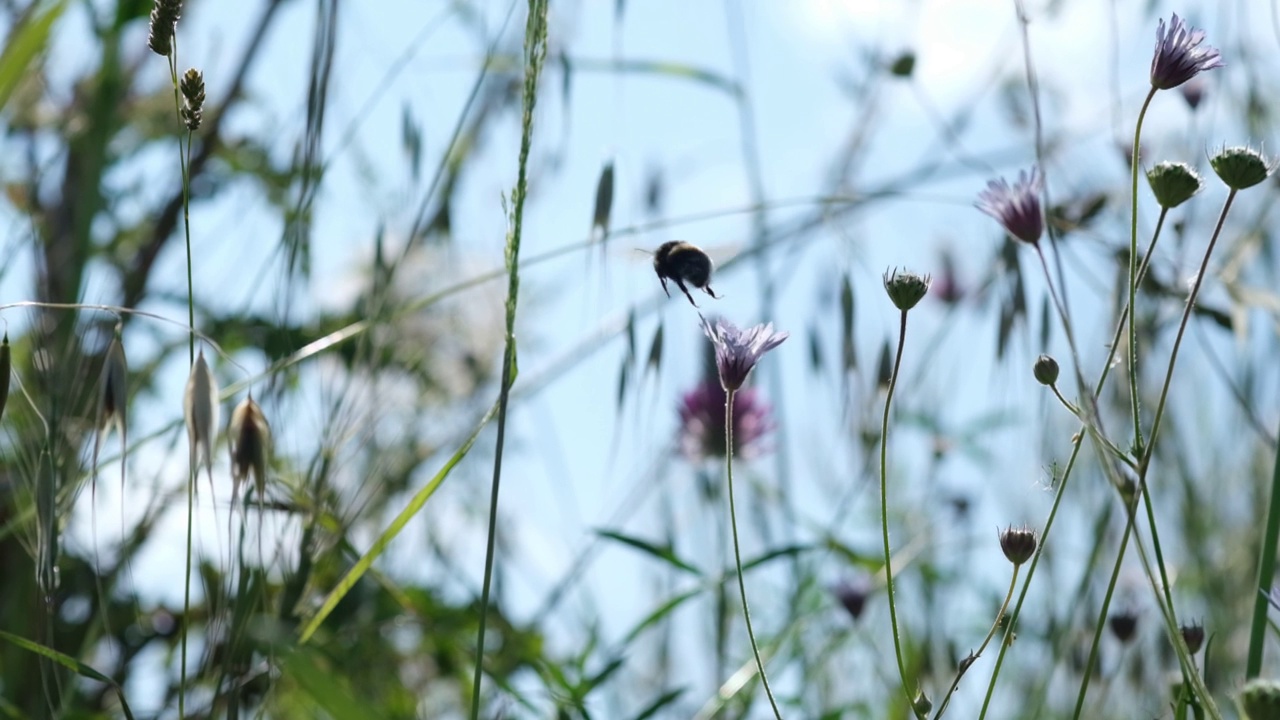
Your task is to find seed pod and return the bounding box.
[653,241,721,307]
[183,350,219,494]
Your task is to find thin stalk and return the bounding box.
[1247,418,1280,677]
[979,209,1169,717]
[163,33,199,719]
[469,3,547,717]
[1140,190,1236,472]
[932,566,1019,719]
[1127,87,1158,455]
[881,309,916,714]
[725,389,783,720]
[1072,498,1137,718]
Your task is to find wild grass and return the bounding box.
[0,1,1279,719]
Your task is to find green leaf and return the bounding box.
[621,587,702,646]
[281,647,384,720]
[630,688,685,720]
[0,629,135,720]
[740,543,814,573]
[0,0,65,115]
[595,529,702,577]
[298,399,500,643]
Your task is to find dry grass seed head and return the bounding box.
[92,334,129,498]
[184,350,219,493]
[228,394,270,514]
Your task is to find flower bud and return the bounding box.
[1108,609,1139,644]
[229,394,271,514]
[1146,162,1203,208]
[999,525,1038,566]
[883,268,931,311]
[1180,622,1205,654]
[1033,354,1059,386]
[912,690,932,716]
[1210,145,1272,191]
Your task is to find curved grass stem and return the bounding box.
[933,566,1019,719]
[1127,87,1157,456]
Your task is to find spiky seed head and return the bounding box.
[1241,679,1280,720]
[99,335,128,433]
[1210,145,1273,191]
[999,525,1038,566]
[184,350,220,490]
[229,395,270,512]
[883,268,931,311]
[1146,162,1204,208]
[1180,622,1205,654]
[147,0,183,56]
[1033,354,1060,386]
[180,68,205,131]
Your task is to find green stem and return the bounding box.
[725,389,783,719]
[979,208,1169,717]
[1247,420,1280,677]
[1127,87,1157,456]
[163,34,199,719]
[469,4,547,716]
[1072,498,1137,718]
[881,309,917,715]
[932,566,1019,719]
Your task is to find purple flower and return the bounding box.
[700,316,789,392]
[976,167,1044,245]
[678,378,774,461]
[1150,14,1223,91]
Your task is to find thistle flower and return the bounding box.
[184,350,219,493]
[678,378,773,461]
[228,394,270,515]
[699,315,788,392]
[1146,161,1204,208]
[1149,14,1223,91]
[883,268,931,311]
[180,68,205,131]
[976,167,1044,245]
[92,334,128,495]
[147,0,182,56]
[1210,145,1273,191]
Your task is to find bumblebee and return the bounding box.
[653,240,721,307]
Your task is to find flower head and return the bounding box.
[999,525,1038,566]
[976,167,1044,245]
[1241,678,1280,720]
[1033,354,1060,386]
[678,378,773,461]
[1150,14,1223,91]
[830,576,871,622]
[1180,621,1205,654]
[883,268,931,311]
[700,316,788,392]
[1146,161,1204,208]
[1210,145,1274,191]
[1108,608,1139,644]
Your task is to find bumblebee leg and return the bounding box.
[676,279,700,307]
[659,277,672,297]
[703,285,722,299]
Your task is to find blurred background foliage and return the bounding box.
[0,0,1276,718]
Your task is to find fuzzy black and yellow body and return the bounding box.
[654,241,721,307]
